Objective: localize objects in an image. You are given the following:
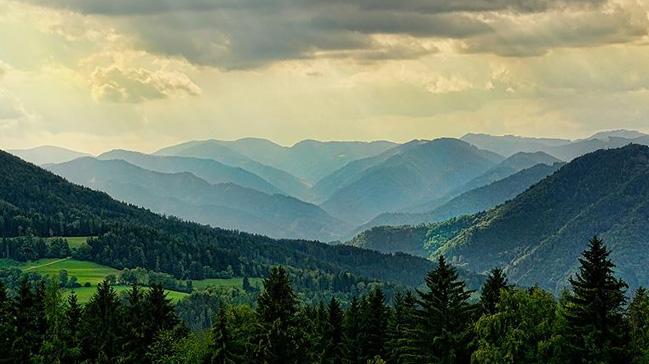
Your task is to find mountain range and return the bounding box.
[0,149,437,286]
[355,162,564,234]
[319,138,504,224]
[350,144,649,292]
[12,129,649,245]
[46,157,347,241]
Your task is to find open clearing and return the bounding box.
[5,257,260,303]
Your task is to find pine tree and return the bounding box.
[342,296,363,364]
[360,288,388,361]
[564,236,629,363]
[387,291,418,364]
[322,297,344,364]
[628,287,649,363]
[480,267,510,315]
[255,266,305,364]
[208,305,236,364]
[413,256,476,363]
[81,280,122,362]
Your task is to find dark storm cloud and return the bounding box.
[21,0,607,15]
[18,0,645,68]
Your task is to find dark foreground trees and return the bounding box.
[3,236,649,363]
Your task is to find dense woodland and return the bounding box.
[1,237,648,363]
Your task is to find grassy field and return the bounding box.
[12,258,188,303]
[4,255,261,303]
[22,258,120,285]
[191,277,263,291]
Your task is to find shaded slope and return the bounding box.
[98,149,281,195]
[320,138,503,224]
[155,140,312,201]
[357,162,564,232]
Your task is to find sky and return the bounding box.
[1,0,649,153]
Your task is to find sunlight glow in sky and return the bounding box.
[1,0,649,153]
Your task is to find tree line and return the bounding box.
[2,236,649,363]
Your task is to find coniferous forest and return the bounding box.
[2,236,649,363]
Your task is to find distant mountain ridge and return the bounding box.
[217,138,397,184]
[47,157,348,241]
[320,138,504,224]
[8,145,91,165]
[462,129,649,160]
[97,149,282,196]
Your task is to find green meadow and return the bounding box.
[13,258,188,303]
[8,256,259,303]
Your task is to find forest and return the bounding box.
[1,236,647,363]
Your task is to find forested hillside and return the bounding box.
[437,144,649,291]
[0,150,435,286]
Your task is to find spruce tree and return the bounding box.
[480,267,510,315]
[145,284,180,346]
[387,291,418,364]
[0,281,12,361]
[413,256,476,364]
[12,278,37,362]
[121,284,147,363]
[360,288,388,361]
[628,287,649,362]
[342,296,363,364]
[40,279,67,362]
[323,297,344,364]
[81,280,122,362]
[564,237,629,363]
[208,305,236,364]
[63,293,82,363]
[255,266,305,364]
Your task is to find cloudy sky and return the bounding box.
[1,0,649,153]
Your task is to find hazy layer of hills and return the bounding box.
[320,139,503,224]
[14,129,649,245]
[463,129,649,160]
[356,162,564,233]
[98,149,282,195]
[405,151,562,214]
[46,157,347,241]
